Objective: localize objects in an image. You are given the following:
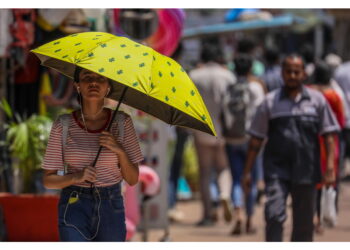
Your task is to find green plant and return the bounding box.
[0,98,52,193]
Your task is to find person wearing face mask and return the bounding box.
[242,54,339,241]
[42,67,144,241]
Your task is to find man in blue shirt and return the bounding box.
[242,54,339,241]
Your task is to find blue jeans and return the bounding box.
[225,143,258,217]
[168,127,189,208]
[58,183,126,241]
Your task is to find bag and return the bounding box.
[320,186,337,227]
[221,81,251,138]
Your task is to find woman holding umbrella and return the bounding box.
[33,31,217,241]
[42,66,144,241]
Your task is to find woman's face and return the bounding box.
[76,69,110,101]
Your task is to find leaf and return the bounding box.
[15,112,23,123]
[6,114,52,171]
[0,98,13,119]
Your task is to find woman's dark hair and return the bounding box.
[234,54,253,76]
[74,66,83,83]
[313,61,332,85]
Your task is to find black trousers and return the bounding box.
[264,179,316,242]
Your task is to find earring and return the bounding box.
[106,88,110,96]
[77,87,80,94]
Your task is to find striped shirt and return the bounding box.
[42,109,144,187]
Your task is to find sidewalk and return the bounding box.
[132,181,350,242]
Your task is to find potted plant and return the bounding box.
[0,99,52,193]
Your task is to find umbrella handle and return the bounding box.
[92,86,129,168]
[88,86,128,188]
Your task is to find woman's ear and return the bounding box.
[104,88,110,97]
[74,83,80,94]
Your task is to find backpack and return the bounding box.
[57,111,125,175]
[221,80,251,139]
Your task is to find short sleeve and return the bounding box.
[123,115,144,164]
[249,82,265,107]
[42,118,64,170]
[319,97,341,135]
[248,98,270,139]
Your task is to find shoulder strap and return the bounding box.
[59,113,71,175]
[116,111,125,144]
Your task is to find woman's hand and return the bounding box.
[99,131,124,155]
[74,166,97,183]
[99,131,139,186]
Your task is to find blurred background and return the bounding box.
[0,8,350,242]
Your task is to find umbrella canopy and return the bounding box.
[31,32,216,136]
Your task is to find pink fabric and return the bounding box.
[124,183,141,227]
[139,165,161,196]
[125,218,136,241]
[113,9,185,56]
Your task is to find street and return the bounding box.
[133,181,350,242]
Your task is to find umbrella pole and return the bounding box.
[91,86,129,169]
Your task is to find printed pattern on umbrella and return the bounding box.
[31,32,215,135]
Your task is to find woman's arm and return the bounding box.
[43,166,97,189]
[117,150,139,186]
[99,131,139,186]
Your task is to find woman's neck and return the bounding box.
[81,100,105,120]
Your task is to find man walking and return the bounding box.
[189,42,235,226]
[242,54,339,241]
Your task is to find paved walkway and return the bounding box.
[133,181,350,242]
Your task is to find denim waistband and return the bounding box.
[61,182,122,199]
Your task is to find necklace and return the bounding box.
[82,107,104,120]
[81,111,89,133]
[80,109,98,182]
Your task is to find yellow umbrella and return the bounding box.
[31,31,216,136]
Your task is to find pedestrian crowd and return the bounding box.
[167,38,349,241]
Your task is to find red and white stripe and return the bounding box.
[42,110,144,187]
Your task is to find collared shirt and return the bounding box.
[249,86,340,184]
